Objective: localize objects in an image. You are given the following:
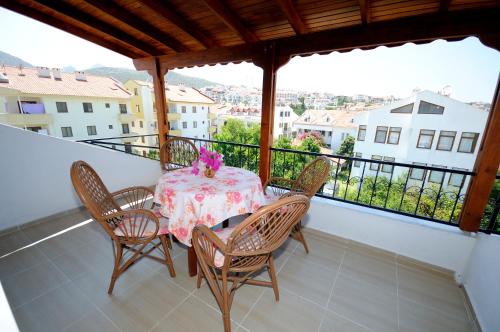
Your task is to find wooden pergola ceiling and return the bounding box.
[2,0,499,62]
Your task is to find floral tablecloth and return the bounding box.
[154,166,266,245]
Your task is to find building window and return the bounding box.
[56,102,68,113]
[387,127,401,145]
[105,103,110,108]
[182,121,187,129]
[141,136,145,143]
[374,126,388,143]
[354,152,362,167]
[122,123,130,134]
[428,165,447,184]
[131,121,135,128]
[87,125,97,136]
[457,132,479,153]
[417,129,435,149]
[181,106,187,113]
[357,125,366,141]
[418,101,444,114]
[370,155,382,171]
[390,103,413,113]
[134,88,138,96]
[108,125,113,129]
[83,102,93,113]
[142,151,147,157]
[449,167,467,187]
[61,126,73,137]
[193,121,197,128]
[410,162,427,180]
[192,106,197,113]
[136,105,140,112]
[119,104,127,114]
[436,131,456,151]
[381,156,395,173]
[154,121,157,129]
[139,121,143,128]
[280,111,283,117]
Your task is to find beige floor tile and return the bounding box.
[50,244,97,280]
[399,297,473,332]
[169,252,201,292]
[98,273,190,332]
[397,255,455,281]
[347,240,396,263]
[242,288,326,332]
[320,309,373,332]
[278,254,339,306]
[22,214,86,242]
[342,250,397,289]
[292,232,346,271]
[194,280,265,323]
[153,295,229,332]
[3,260,69,308]
[35,229,89,258]
[13,283,94,332]
[328,270,398,332]
[398,265,468,319]
[63,307,120,332]
[0,245,48,279]
[0,230,32,256]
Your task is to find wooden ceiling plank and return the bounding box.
[0,1,143,58]
[440,0,452,12]
[83,0,188,52]
[30,0,162,56]
[139,0,218,49]
[359,0,371,24]
[201,0,260,43]
[274,0,308,34]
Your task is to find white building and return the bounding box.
[292,109,361,151]
[213,105,298,139]
[351,90,488,190]
[0,65,133,142]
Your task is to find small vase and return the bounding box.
[204,167,215,178]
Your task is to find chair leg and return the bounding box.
[268,255,279,301]
[296,228,309,254]
[197,265,203,289]
[108,241,122,294]
[159,235,176,278]
[222,274,231,332]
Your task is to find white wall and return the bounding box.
[463,233,500,332]
[303,197,477,276]
[0,123,162,232]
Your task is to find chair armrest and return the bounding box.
[105,209,159,242]
[192,225,227,267]
[263,177,294,197]
[110,186,155,210]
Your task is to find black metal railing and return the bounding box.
[78,134,161,160]
[78,134,499,234]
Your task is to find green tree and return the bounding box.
[336,136,354,156]
[290,96,306,116]
[299,137,321,153]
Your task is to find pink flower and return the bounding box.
[226,191,242,204]
[198,146,224,172]
[195,193,205,202]
[191,160,200,175]
[178,227,188,238]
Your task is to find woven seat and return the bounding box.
[159,137,199,171]
[263,156,332,253]
[70,161,176,294]
[193,195,310,332]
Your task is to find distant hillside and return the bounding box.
[84,66,220,89]
[0,50,33,68]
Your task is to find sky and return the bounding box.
[1,7,499,103]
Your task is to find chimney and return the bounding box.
[1,64,5,75]
[75,71,87,81]
[179,83,186,92]
[18,64,25,76]
[37,66,51,78]
[52,68,62,80]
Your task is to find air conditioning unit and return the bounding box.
[37,66,51,78]
[52,68,62,80]
[75,71,87,81]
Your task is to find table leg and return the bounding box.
[188,245,197,277]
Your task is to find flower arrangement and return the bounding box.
[192,146,223,178]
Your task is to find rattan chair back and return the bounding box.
[159,137,199,171]
[292,156,331,197]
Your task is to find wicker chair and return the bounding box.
[70,161,176,294]
[159,137,199,171]
[263,156,331,253]
[193,195,310,332]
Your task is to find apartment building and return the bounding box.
[292,109,361,151]
[124,80,216,150]
[213,105,297,139]
[351,90,488,189]
[0,66,133,144]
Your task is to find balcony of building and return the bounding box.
[166,113,181,121]
[117,113,136,123]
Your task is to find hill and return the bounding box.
[0,50,33,68]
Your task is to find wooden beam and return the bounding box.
[359,0,370,25]
[0,1,144,58]
[139,0,218,49]
[83,0,188,52]
[30,0,162,56]
[135,8,500,69]
[201,0,259,43]
[275,0,307,35]
[440,0,452,12]
[149,57,169,149]
[459,76,500,232]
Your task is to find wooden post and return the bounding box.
[459,76,500,232]
[150,57,169,148]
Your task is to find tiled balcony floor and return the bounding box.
[0,209,478,332]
